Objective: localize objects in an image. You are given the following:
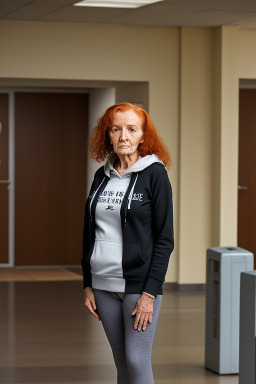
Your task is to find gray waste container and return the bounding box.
[204,246,254,374]
[239,271,256,384]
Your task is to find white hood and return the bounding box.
[104,153,165,178]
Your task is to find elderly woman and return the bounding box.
[81,102,174,384]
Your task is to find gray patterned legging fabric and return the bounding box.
[93,288,163,384]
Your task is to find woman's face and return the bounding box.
[108,109,144,158]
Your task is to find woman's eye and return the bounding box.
[129,128,135,132]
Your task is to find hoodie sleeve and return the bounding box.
[143,166,174,297]
[81,175,97,290]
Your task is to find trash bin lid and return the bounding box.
[207,246,254,256]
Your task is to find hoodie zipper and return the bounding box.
[89,177,106,221]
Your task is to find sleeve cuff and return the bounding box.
[142,291,155,299]
[83,273,92,290]
[143,276,162,297]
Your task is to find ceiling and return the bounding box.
[1,0,256,29]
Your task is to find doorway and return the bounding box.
[0,91,89,266]
[238,88,256,266]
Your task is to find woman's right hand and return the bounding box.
[84,287,100,321]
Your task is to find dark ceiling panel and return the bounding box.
[0,0,256,28]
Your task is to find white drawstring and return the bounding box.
[127,174,138,209]
[89,177,106,219]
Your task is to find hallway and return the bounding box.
[0,277,238,384]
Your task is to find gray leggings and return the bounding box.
[93,288,163,384]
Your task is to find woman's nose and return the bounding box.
[119,129,128,141]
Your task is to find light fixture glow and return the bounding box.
[73,0,164,9]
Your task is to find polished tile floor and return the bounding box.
[0,268,82,282]
[0,273,239,384]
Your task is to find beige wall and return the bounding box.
[179,28,214,284]
[178,26,256,284]
[1,21,255,284]
[219,27,239,247]
[238,30,256,78]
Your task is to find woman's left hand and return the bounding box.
[132,293,154,331]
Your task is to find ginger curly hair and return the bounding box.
[89,102,172,169]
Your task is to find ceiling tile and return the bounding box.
[0,4,24,17]
[0,0,31,4]
[33,0,76,5]
[39,5,127,22]
[0,0,256,28]
[229,13,256,28]
[156,0,256,12]
[2,4,62,19]
[108,7,253,27]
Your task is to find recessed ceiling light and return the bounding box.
[73,0,164,9]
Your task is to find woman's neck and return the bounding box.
[114,153,139,174]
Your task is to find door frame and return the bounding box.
[0,90,15,267]
[0,87,104,267]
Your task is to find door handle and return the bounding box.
[0,180,10,184]
[238,185,249,191]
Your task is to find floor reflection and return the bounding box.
[0,280,238,384]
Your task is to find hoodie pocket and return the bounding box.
[123,243,146,279]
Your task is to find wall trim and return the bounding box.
[164,282,206,291]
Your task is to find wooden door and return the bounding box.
[238,89,256,266]
[15,93,88,265]
[0,94,9,263]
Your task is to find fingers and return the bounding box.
[85,300,100,321]
[134,312,140,330]
[134,313,151,331]
[142,316,149,331]
[139,314,149,331]
[90,297,97,311]
[84,293,100,321]
[90,307,100,321]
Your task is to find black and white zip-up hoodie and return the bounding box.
[81,153,174,297]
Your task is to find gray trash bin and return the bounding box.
[239,271,256,384]
[204,246,254,374]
